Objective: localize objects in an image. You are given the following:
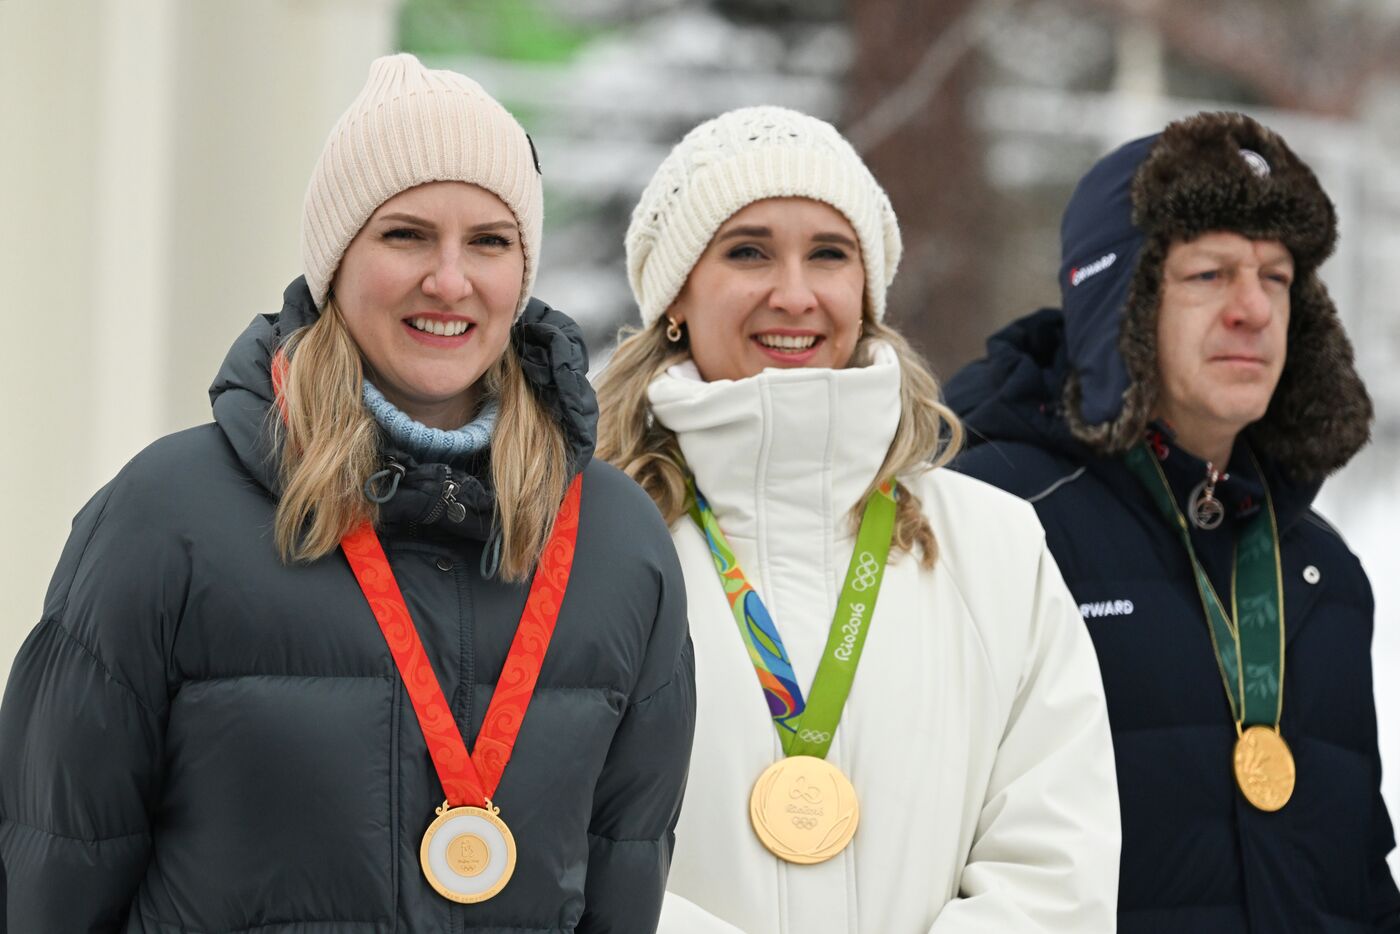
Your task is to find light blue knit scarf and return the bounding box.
[362,381,498,464]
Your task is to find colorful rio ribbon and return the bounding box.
[688,478,898,759]
[689,483,806,736]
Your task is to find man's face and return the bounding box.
[1155,232,1294,448]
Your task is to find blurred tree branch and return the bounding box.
[847,0,1017,153]
[1082,0,1400,116]
[847,0,1000,378]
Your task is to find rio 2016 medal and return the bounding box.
[749,756,859,864]
[690,478,894,867]
[1233,725,1295,812]
[420,799,518,904]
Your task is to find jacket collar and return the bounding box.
[209,276,597,544]
[647,343,901,543]
[1147,422,1266,523]
[950,308,1321,534]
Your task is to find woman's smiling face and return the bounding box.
[331,180,524,429]
[667,197,866,382]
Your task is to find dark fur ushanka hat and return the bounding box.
[1061,111,1372,483]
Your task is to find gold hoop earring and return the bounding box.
[665,316,683,343]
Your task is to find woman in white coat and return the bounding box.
[595,106,1120,934]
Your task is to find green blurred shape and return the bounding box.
[398,0,598,63]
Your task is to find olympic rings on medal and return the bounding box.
[850,551,880,591]
[791,816,819,830]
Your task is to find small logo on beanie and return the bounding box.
[1069,252,1117,287]
[527,133,543,175]
[1239,149,1270,178]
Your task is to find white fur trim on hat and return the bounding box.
[301,53,544,315]
[625,105,902,327]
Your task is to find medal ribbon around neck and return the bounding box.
[272,346,583,807]
[341,473,582,808]
[1124,443,1285,728]
[687,477,897,759]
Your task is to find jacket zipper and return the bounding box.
[422,477,467,526]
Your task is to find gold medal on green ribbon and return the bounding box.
[689,479,898,861]
[1125,444,1292,812]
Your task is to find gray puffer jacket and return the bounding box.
[0,278,695,933]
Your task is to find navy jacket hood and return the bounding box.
[1058,134,1155,426]
[1017,112,1372,483]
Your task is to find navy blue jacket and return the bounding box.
[947,308,1400,933]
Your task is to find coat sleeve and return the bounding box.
[577,549,697,934]
[929,543,1120,934]
[1369,784,1400,931]
[1367,689,1400,930]
[1352,566,1400,932]
[658,891,747,932]
[0,477,177,933]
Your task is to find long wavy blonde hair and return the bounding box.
[595,313,963,568]
[273,300,570,581]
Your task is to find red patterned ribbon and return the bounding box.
[342,474,582,807]
[272,347,584,806]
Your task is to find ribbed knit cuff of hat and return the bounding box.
[362,381,498,465]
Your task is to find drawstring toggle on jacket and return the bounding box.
[364,459,406,504]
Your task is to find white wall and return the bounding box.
[0,0,397,682]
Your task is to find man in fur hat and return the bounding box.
[947,111,1399,932]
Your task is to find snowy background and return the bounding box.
[400,2,1400,875]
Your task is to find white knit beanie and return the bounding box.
[301,53,544,315]
[626,105,902,327]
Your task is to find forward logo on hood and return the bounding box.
[1069,252,1117,287]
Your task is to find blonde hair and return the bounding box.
[274,301,571,582]
[594,315,964,568]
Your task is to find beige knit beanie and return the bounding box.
[301,53,544,315]
[626,105,902,327]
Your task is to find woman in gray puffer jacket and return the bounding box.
[0,53,694,934]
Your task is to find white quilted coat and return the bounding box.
[650,347,1120,934]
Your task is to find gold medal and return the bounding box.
[1232,725,1295,812]
[420,800,517,903]
[749,756,859,864]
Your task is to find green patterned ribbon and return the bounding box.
[1124,443,1285,727]
[688,479,898,759]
